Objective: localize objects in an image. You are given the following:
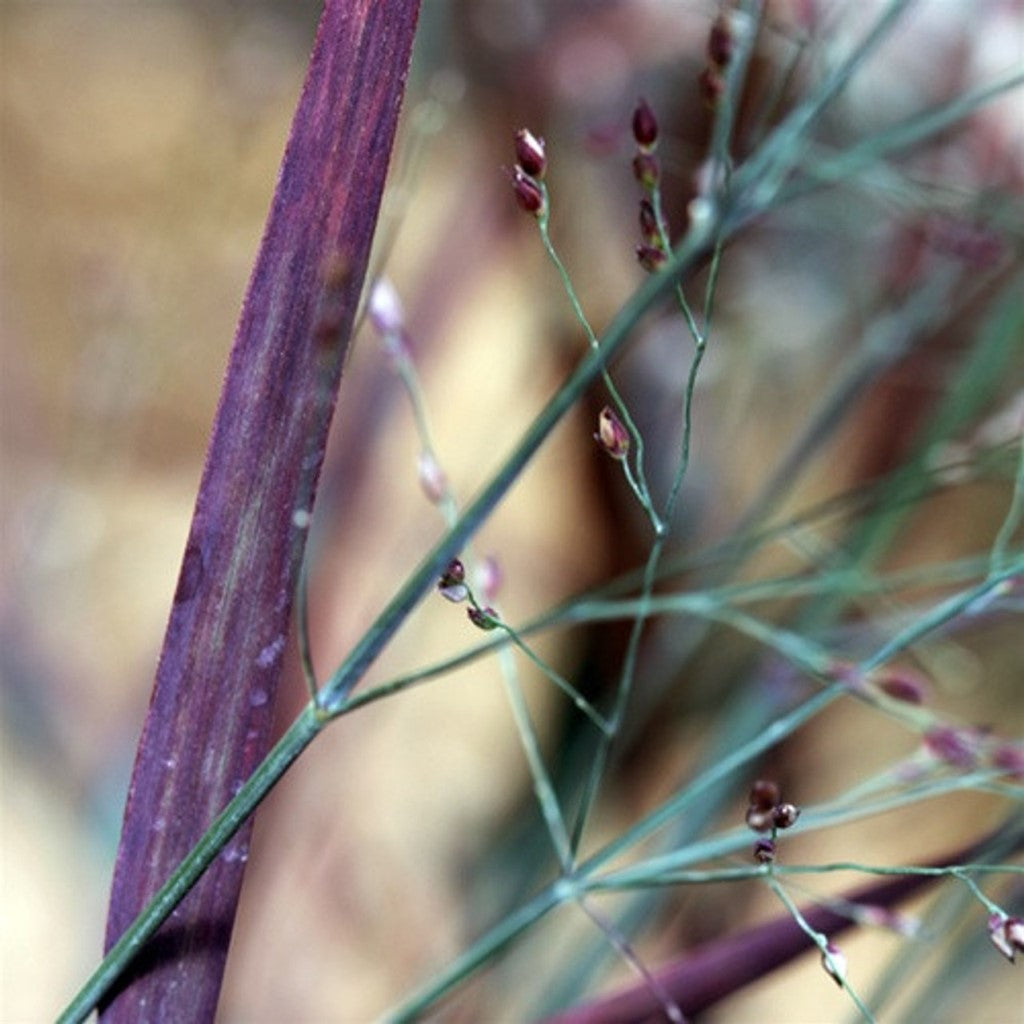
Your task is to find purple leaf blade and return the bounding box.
[100,3,421,1021]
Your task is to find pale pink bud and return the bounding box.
[988,913,1021,962]
[821,943,847,987]
[368,277,405,335]
[595,406,630,460]
[476,554,503,604]
[417,451,448,504]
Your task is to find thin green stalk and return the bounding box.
[989,429,1024,575]
[537,210,660,529]
[764,874,877,1022]
[385,884,566,1023]
[499,646,575,871]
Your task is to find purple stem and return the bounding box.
[100,3,421,1020]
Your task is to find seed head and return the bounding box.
[749,779,780,810]
[514,128,547,178]
[595,406,630,460]
[708,14,735,68]
[632,151,660,190]
[635,244,667,273]
[511,167,546,217]
[772,802,801,830]
[632,98,659,150]
[467,605,501,631]
[821,943,848,987]
[438,559,468,602]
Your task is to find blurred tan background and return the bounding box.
[3,2,1023,1022]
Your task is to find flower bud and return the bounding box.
[924,726,979,769]
[773,802,801,829]
[749,779,780,810]
[988,913,1023,962]
[514,128,547,178]
[595,406,630,460]
[467,605,500,630]
[992,742,1024,780]
[708,14,735,68]
[632,151,660,190]
[438,559,468,603]
[632,98,659,150]
[511,167,546,217]
[417,451,448,505]
[821,942,848,987]
[745,806,775,833]
[638,199,660,245]
[368,277,405,335]
[635,244,667,273]
[753,838,776,864]
[477,554,503,604]
[875,666,928,704]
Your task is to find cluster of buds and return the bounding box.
[437,558,503,631]
[510,128,547,218]
[746,779,800,862]
[699,11,738,107]
[988,913,1024,963]
[630,98,669,273]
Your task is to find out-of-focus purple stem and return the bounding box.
[545,827,1024,1023]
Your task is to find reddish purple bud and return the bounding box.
[438,559,468,603]
[924,726,979,769]
[773,802,801,830]
[511,167,546,217]
[514,128,547,178]
[467,605,500,631]
[749,779,781,810]
[639,199,660,245]
[632,98,659,150]
[632,151,660,190]
[708,15,735,67]
[991,742,1024,780]
[595,406,630,460]
[875,666,929,705]
[753,838,776,864]
[635,243,667,273]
